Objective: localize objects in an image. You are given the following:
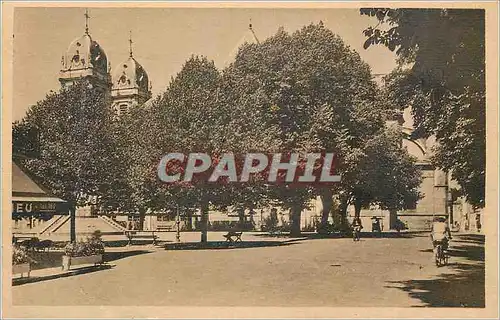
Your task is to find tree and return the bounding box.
[12,81,119,242]
[108,104,163,230]
[227,23,385,235]
[361,8,485,207]
[152,56,233,242]
[153,55,283,241]
[349,128,421,225]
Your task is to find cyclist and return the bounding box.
[431,216,452,253]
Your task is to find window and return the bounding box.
[119,104,128,115]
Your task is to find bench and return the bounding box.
[156,225,174,231]
[125,231,158,246]
[17,237,41,251]
[223,231,242,243]
[269,229,285,237]
[13,235,37,245]
[33,239,54,252]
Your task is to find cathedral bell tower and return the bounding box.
[111,31,152,116]
[59,9,112,92]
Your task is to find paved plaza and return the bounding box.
[13,232,484,307]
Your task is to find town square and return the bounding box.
[13,231,484,307]
[5,4,494,317]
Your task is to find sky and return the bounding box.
[12,7,397,122]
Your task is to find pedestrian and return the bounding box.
[351,217,363,242]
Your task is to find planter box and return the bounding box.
[62,254,103,271]
[13,263,31,278]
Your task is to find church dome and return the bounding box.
[62,33,108,75]
[112,56,150,92]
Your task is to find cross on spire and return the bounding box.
[248,18,260,44]
[84,9,90,34]
[129,30,133,57]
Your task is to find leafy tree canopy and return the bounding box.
[13,81,120,208]
[361,8,485,207]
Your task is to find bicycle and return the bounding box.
[352,226,362,242]
[434,242,449,267]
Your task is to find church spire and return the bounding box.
[84,9,90,34]
[248,19,260,44]
[129,31,133,57]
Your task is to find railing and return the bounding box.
[99,216,128,232]
[38,215,65,235]
[156,222,176,231]
[49,215,71,233]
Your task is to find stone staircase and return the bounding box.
[47,216,125,235]
[99,216,128,232]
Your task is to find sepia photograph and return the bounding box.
[2,2,498,319]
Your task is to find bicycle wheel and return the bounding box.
[443,251,449,265]
[435,245,441,267]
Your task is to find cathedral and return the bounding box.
[58,11,152,117]
[14,10,481,236]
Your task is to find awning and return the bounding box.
[12,161,69,217]
[12,196,67,202]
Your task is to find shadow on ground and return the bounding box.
[12,264,114,287]
[103,250,151,262]
[387,234,485,307]
[452,233,485,245]
[418,234,485,263]
[104,239,172,247]
[13,250,149,286]
[164,240,300,251]
[24,249,151,270]
[254,231,424,240]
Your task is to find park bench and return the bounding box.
[156,225,174,231]
[33,239,54,252]
[269,228,285,237]
[17,237,40,251]
[223,231,242,243]
[13,235,36,244]
[125,231,158,246]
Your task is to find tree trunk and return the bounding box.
[289,203,302,237]
[186,211,193,231]
[354,198,362,219]
[138,208,146,231]
[238,207,245,227]
[70,205,76,243]
[319,189,333,230]
[200,201,209,243]
[389,209,398,230]
[338,194,349,226]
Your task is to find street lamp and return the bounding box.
[176,205,181,243]
[260,209,264,231]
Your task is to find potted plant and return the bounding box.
[62,231,105,271]
[12,245,32,278]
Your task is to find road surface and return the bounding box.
[13,232,484,307]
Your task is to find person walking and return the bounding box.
[476,214,482,232]
[352,217,363,242]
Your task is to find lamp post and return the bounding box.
[260,209,264,231]
[176,205,181,243]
